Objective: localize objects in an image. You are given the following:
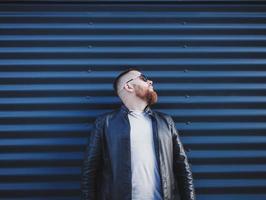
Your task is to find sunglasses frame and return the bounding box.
[126,74,148,84]
[117,74,149,94]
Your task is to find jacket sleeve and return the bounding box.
[81,117,103,200]
[170,117,196,200]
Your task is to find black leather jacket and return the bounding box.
[81,105,196,200]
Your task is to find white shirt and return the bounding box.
[128,110,163,200]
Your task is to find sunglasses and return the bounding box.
[126,74,148,84]
[117,74,149,94]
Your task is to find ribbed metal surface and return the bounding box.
[0,1,266,199]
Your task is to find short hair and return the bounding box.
[113,68,140,96]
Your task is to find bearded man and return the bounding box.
[81,68,196,200]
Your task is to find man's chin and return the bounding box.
[148,90,158,105]
[134,85,158,105]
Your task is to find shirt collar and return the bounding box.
[121,104,153,116]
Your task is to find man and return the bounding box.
[81,68,196,200]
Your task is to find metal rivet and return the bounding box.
[184,69,188,72]
[185,95,190,98]
[88,45,92,48]
[183,45,187,48]
[186,121,191,125]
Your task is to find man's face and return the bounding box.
[127,71,158,105]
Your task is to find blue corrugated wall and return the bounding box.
[0,1,266,199]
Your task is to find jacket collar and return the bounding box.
[120,104,154,116]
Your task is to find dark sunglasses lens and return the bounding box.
[140,74,148,82]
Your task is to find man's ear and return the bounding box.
[124,83,134,93]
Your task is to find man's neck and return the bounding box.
[123,101,148,112]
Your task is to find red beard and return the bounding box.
[134,85,158,105]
